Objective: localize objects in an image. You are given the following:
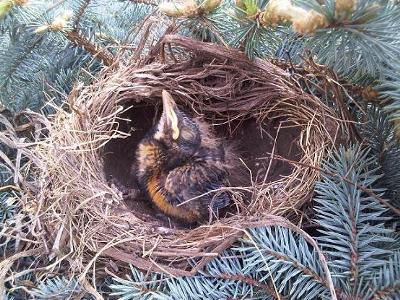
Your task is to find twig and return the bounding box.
[215,273,287,300]
[73,0,91,28]
[65,31,116,66]
[128,0,158,6]
[132,15,157,62]
[191,233,242,275]
[144,24,178,65]
[102,248,193,277]
[372,283,400,300]
[0,185,20,193]
[301,54,361,141]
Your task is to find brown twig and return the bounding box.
[216,273,287,300]
[143,24,178,65]
[65,31,116,66]
[73,0,91,28]
[372,283,400,300]
[128,0,158,6]
[0,185,21,193]
[132,15,157,63]
[191,232,242,275]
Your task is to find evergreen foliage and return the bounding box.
[29,277,84,299]
[358,106,400,208]
[314,145,398,298]
[296,0,400,79]
[110,226,331,300]
[2,0,400,126]
[0,0,153,113]
[0,191,20,259]
[0,192,17,223]
[1,0,400,298]
[378,61,400,126]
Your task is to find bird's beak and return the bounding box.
[161,90,180,140]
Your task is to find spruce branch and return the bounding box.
[111,223,336,299]
[376,61,400,139]
[314,144,397,296]
[258,0,357,34]
[368,251,400,300]
[1,0,152,113]
[357,106,400,209]
[267,1,400,81]
[28,276,84,299]
[0,28,58,112]
[236,226,334,299]
[0,192,18,223]
[110,265,167,299]
[234,0,258,17]
[34,10,73,34]
[0,34,44,92]
[73,0,91,28]
[64,30,116,66]
[214,273,284,299]
[259,0,328,35]
[300,0,400,79]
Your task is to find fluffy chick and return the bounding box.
[136,90,233,223]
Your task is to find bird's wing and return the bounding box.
[164,162,230,216]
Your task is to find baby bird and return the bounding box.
[136,90,233,223]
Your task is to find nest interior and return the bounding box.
[25,35,348,277]
[102,101,302,226]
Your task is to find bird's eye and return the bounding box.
[180,128,195,141]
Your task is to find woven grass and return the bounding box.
[1,35,350,278]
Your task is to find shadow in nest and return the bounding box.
[103,100,302,229]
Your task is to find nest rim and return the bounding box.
[16,35,350,277]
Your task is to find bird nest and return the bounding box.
[10,35,351,277]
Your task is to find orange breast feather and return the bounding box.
[147,176,199,223]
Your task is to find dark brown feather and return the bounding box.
[135,91,234,223]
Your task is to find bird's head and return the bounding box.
[154,90,201,157]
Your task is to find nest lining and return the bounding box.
[21,35,347,276]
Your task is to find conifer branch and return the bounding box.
[259,0,328,35]
[358,107,400,208]
[314,145,397,297]
[65,30,116,66]
[0,35,44,90]
[73,0,91,28]
[369,251,400,299]
[265,249,328,289]
[29,276,85,299]
[214,273,286,299]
